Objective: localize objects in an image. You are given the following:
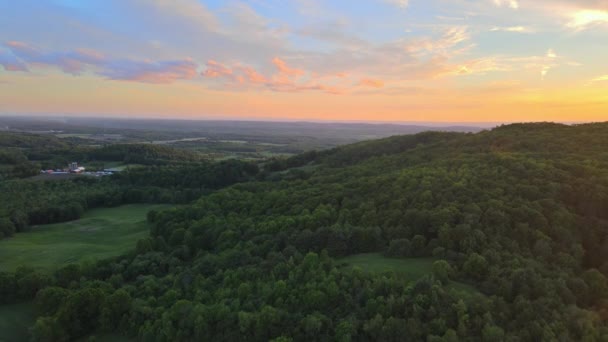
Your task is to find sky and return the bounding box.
[0,0,607,123]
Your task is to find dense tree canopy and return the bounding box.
[2,123,608,341]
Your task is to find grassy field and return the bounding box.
[340,253,481,295]
[0,204,171,272]
[340,253,437,280]
[0,302,35,342]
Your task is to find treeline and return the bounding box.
[0,178,123,239]
[0,149,40,180]
[88,144,202,165]
[0,132,70,150]
[0,159,260,240]
[0,132,209,179]
[114,159,259,189]
[0,132,74,178]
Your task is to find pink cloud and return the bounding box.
[103,59,198,84]
[4,41,105,75]
[5,40,34,51]
[203,60,233,78]
[3,41,199,84]
[0,50,28,71]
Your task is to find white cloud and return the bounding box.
[490,26,531,33]
[540,49,557,79]
[384,0,409,9]
[591,75,608,83]
[493,0,519,9]
[567,10,608,30]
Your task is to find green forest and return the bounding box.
[1,122,608,341]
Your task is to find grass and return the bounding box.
[109,164,146,171]
[0,302,35,342]
[340,253,481,296]
[100,161,124,168]
[340,253,436,280]
[55,133,93,138]
[0,204,171,272]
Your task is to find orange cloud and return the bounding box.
[241,66,268,84]
[360,78,385,88]
[272,57,305,77]
[203,57,348,94]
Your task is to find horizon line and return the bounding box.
[0,113,598,128]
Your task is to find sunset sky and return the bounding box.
[1,0,607,123]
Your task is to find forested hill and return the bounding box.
[5,122,608,341]
[270,122,608,169]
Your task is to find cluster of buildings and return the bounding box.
[42,162,85,174]
[40,162,116,177]
[69,162,86,173]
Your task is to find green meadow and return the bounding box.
[340,253,437,280]
[340,253,480,295]
[0,204,170,272]
[0,302,36,342]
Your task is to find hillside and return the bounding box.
[2,122,608,341]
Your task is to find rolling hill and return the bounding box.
[2,122,608,341]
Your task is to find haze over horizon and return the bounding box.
[1,0,607,122]
[0,113,596,128]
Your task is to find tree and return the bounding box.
[16,271,50,299]
[30,316,66,342]
[582,269,608,304]
[432,260,453,283]
[0,218,16,239]
[335,320,355,342]
[9,210,28,232]
[482,324,505,342]
[136,238,153,254]
[411,235,427,257]
[0,272,16,304]
[56,288,105,339]
[55,264,81,288]
[100,289,133,331]
[463,253,488,280]
[169,228,187,246]
[36,287,69,316]
[386,239,411,257]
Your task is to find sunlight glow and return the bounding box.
[568,10,608,29]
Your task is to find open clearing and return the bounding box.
[340,253,436,280]
[340,253,481,295]
[0,302,35,342]
[0,204,171,272]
